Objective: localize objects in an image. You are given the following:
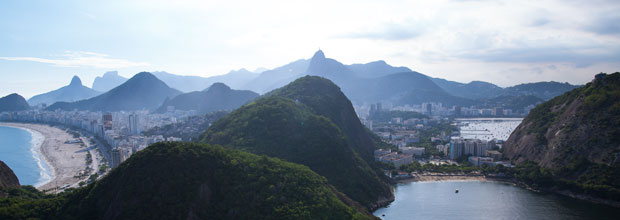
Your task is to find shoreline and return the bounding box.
[0,123,54,187]
[396,173,489,184]
[0,122,92,192]
[392,173,620,208]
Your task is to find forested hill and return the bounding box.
[504,72,620,203]
[0,142,377,220]
[201,76,393,210]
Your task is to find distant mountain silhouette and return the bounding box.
[243,59,310,94]
[155,82,259,114]
[92,71,128,92]
[47,72,181,112]
[347,60,411,78]
[241,50,579,107]
[28,76,101,106]
[430,77,580,101]
[430,78,503,100]
[501,82,581,100]
[345,72,474,106]
[0,93,29,112]
[152,69,259,93]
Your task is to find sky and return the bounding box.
[1,0,619,98]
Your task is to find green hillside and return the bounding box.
[202,76,393,209]
[1,142,376,220]
[504,72,620,202]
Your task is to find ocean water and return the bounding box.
[374,181,620,220]
[0,125,53,187]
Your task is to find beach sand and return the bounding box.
[397,173,488,183]
[0,122,93,192]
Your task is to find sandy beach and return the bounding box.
[0,122,96,192]
[396,173,488,183]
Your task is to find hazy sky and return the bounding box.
[1,0,619,98]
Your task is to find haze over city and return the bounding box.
[1,0,619,98]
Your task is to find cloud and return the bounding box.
[341,21,426,41]
[585,13,620,35]
[0,51,149,68]
[456,44,620,67]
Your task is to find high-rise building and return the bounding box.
[129,114,140,135]
[111,148,122,168]
[103,112,113,131]
[426,103,432,116]
[449,140,464,160]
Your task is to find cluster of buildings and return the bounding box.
[374,149,414,168]
[450,138,512,167]
[1,108,197,168]
[357,102,535,118]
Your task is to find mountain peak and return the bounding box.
[129,72,157,82]
[69,75,82,87]
[311,49,325,61]
[207,82,231,92]
[103,71,119,77]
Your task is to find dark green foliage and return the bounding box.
[201,97,391,208]
[1,143,376,220]
[506,72,620,202]
[202,76,392,208]
[265,76,378,161]
[0,186,66,220]
[0,93,29,112]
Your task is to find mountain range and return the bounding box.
[91,70,260,93]
[154,82,259,114]
[47,72,181,112]
[241,50,579,107]
[92,71,128,92]
[72,50,578,110]
[28,76,101,106]
[0,93,30,112]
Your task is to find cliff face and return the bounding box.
[504,72,620,169]
[0,160,20,189]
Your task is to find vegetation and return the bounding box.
[505,72,620,202]
[202,76,392,209]
[0,142,377,220]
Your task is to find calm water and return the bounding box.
[456,118,523,141]
[0,125,52,186]
[374,181,619,220]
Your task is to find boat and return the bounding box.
[455,189,459,193]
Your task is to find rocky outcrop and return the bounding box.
[504,72,620,168]
[0,160,20,189]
